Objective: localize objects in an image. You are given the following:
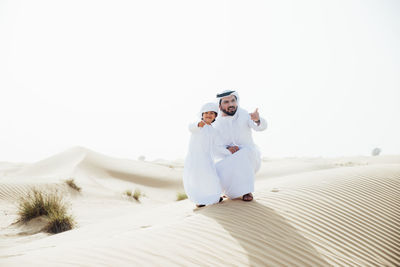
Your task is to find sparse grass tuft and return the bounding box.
[124,189,142,201]
[17,189,75,234]
[176,192,188,201]
[133,189,142,201]
[18,189,66,222]
[45,210,75,233]
[125,190,133,197]
[65,178,81,192]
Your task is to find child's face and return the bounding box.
[202,111,217,124]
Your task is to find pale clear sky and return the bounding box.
[1,0,399,162]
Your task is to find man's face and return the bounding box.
[220,95,238,116]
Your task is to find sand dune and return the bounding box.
[1,147,399,266]
[0,147,182,202]
[2,146,182,185]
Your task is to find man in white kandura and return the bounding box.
[213,90,267,201]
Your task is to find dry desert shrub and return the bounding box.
[65,178,81,192]
[45,210,75,233]
[124,189,133,197]
[18,189,66,222]
[17,189,75,234]
[125,188,142,201]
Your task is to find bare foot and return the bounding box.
[242,193,253,201]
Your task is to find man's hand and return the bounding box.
[250,108,260,125]
[198,121,206,128]
[227,146,240,154]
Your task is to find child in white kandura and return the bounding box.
[183,102,224,208]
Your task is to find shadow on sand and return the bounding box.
[198,199,330,266]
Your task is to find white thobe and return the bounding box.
[183,123,225,205]
[213,107,267,198]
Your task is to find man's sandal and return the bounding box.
[242,193,253,201]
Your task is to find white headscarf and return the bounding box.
[216,90,240,105]
[198,102,219,119]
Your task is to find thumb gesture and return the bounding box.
[250,108,260,122]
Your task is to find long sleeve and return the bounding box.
[247,117,267,131]
[188,122,201,133]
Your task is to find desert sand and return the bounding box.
[0,146,399,266]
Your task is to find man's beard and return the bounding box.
[221,106,237,116]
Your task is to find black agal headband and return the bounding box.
[216,90,236,98]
